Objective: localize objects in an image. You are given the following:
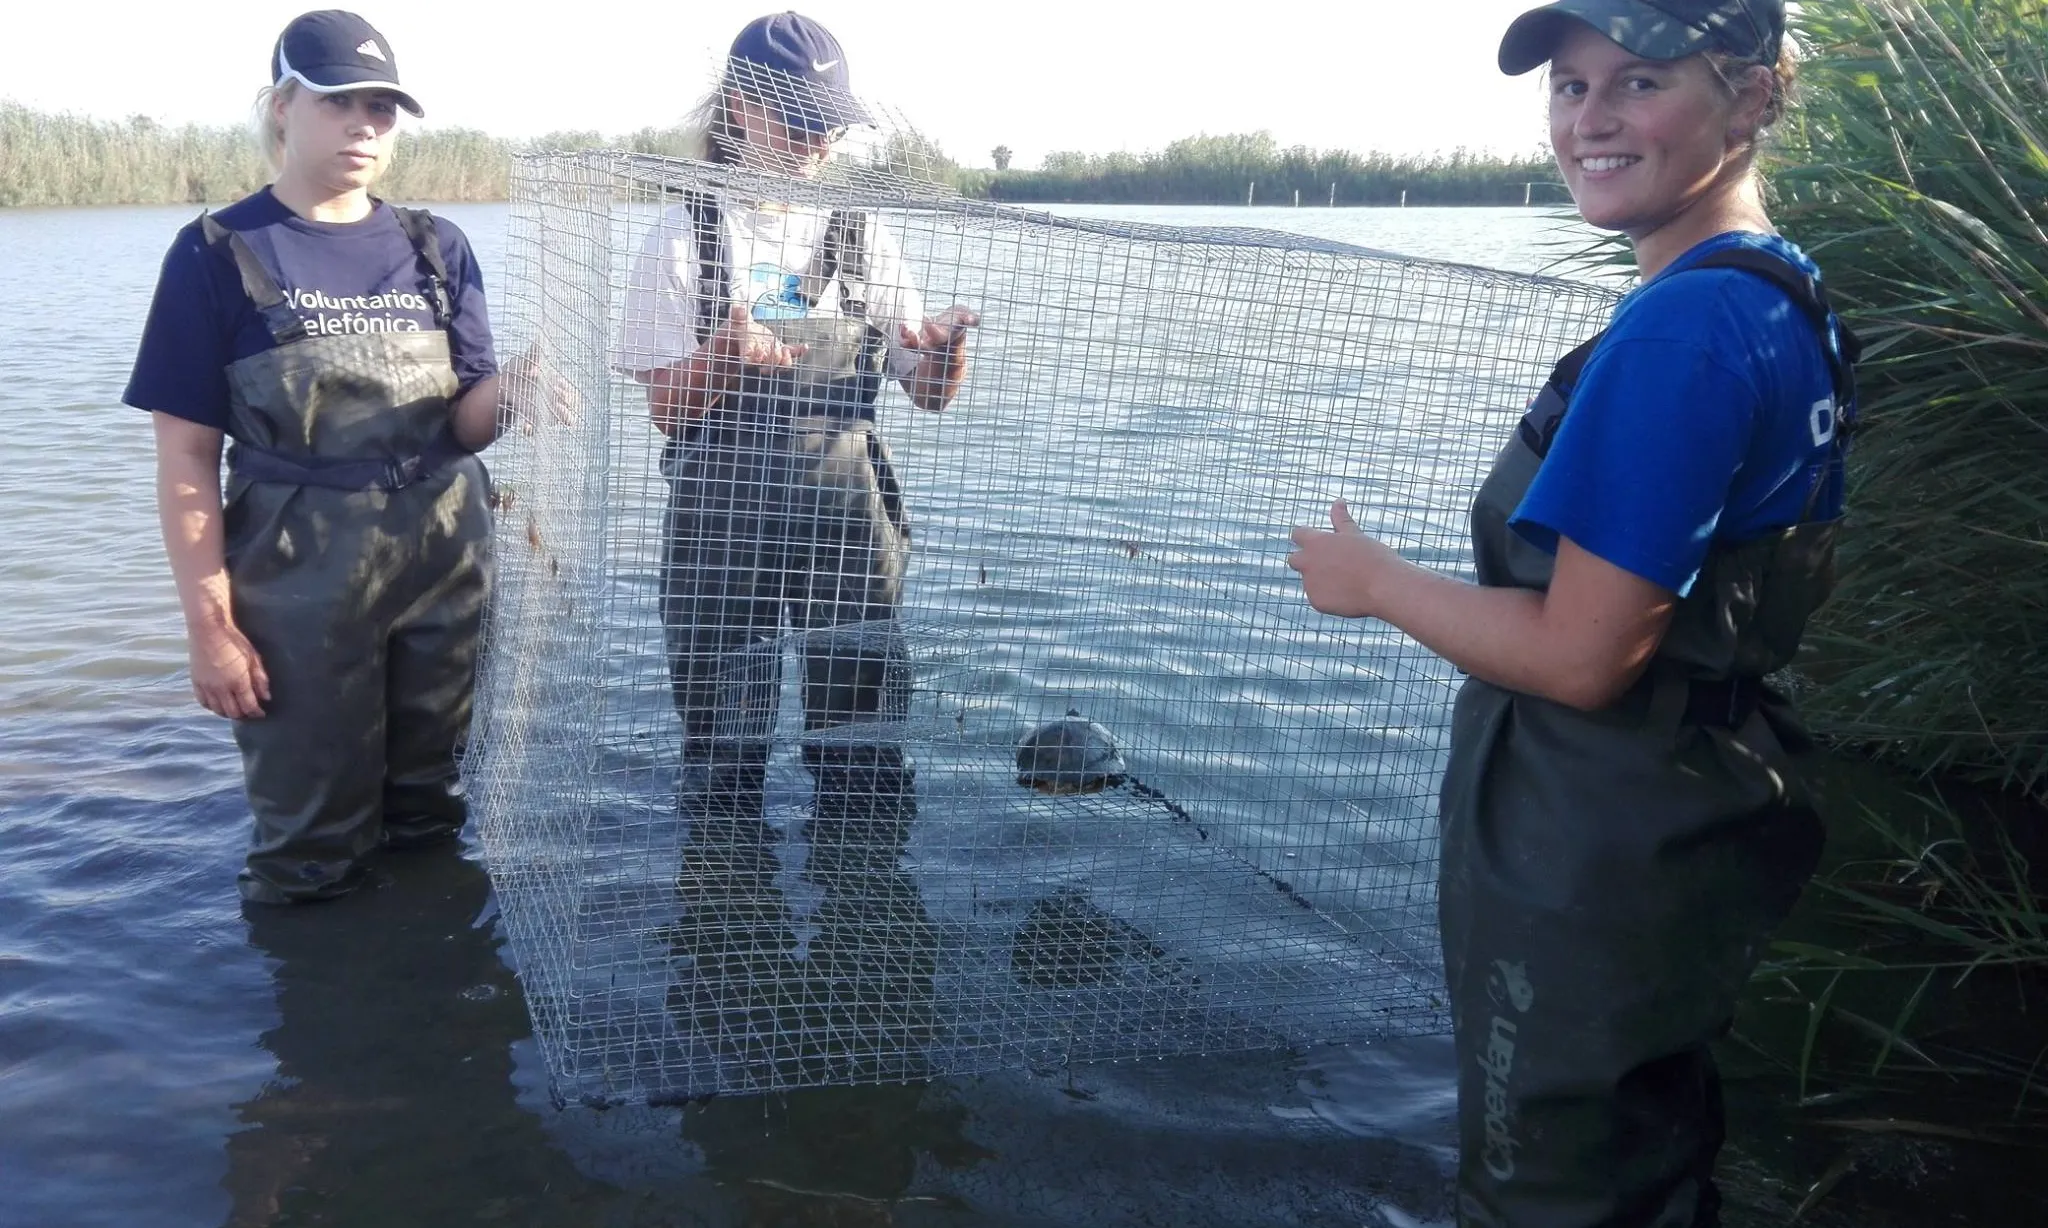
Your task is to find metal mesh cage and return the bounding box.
[470,147,1619,1107]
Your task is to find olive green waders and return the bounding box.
[1437,248,1859,1226]
[202,210,491,905]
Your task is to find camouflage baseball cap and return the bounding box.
[1498,0,1784,76]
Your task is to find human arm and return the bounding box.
[1288,314,1762,710]
[152,412,271,719]
[449,375,503,451]
[611,205,801,436]
[432,218,580,450]
[629,303,810,438]
[126,225,268,718]
[446,344,581,450]
[1287,501,1675,710]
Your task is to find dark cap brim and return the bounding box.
[722,60,871,130]
[1498,0,1717,75]
[289,65,425,117]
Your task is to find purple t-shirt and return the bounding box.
[122,188,496,433]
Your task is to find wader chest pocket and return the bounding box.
[765,316,872,392]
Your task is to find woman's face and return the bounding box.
[1546,23,1763,238]
[725,88,838,176]
[276,86,401,193]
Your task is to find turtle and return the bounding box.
[1014,710,1129,795]
[1011,710,1327,922]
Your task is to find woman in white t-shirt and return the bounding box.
[616,12,977,851]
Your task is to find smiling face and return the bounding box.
[1547,22,1770,244]
[274,85,401,196]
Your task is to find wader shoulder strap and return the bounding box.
[199,213,312,346]
[1517,331,1604,458]
[390,206,455,330]
[821,209,871,318]
[678,192,730,347]
[1685,247,1863,523]
[1686,246,1862,433]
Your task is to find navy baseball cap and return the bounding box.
[271,10,424,117]
[723,11,870,133]
[1498,0,1784,75]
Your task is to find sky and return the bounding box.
[0,0,1559,169]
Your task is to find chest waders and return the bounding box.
[660,196,922,1055]
[1438,249,1861,1227]
[204,209,492,906]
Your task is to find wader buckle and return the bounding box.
[381,455,425,490]
[1685,676,1762,728]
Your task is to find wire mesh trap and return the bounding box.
[467,131,1618,1107]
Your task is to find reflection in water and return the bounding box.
[667,746,940,1093]
[222,846,594,1225]
[1009,887,1180,990]
[665,745,1002,1223]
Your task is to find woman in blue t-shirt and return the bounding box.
[1289,1,1855,1222]
[122,11,566,905]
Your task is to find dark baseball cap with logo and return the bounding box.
[1498,0,1784,76]
[271,10,424,117]
[722,11,871,134]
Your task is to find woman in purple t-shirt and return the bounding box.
[122,10,567,905]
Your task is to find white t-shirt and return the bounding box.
[615,200,926,381]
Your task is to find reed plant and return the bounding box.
[1747,784,2045,1134]
[1,102,1560,209]
[0,103,710,207]
[1772,0,2048,798]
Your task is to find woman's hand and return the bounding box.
[637,302,808,436]
[189,619,271,720]
[708,302,808,371]
[499,341,581,434]
[1287,500,1409,619]
[900,304,980,411]
[899,304,981,355]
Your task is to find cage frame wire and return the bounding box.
[470,146,1622,1108]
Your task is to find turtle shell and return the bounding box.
[1015,713,1128,795]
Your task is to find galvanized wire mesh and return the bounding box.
[470,147,1619,1108]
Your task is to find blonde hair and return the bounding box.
[248,79,401,183]
[1704,40,1801,153]
[250,79,300,177]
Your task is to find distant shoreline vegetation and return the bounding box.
[964,133,1563,207]
[0,103,1561,209]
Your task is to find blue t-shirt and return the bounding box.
[1511,232,1849,596]
[122,188,497,433]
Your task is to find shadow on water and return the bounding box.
[220,847,618,1225]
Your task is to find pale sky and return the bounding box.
[2,0,1559,169]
